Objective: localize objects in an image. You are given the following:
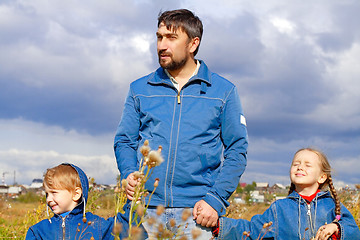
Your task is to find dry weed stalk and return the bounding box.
[113,140,164,239]
[240,221,273,240]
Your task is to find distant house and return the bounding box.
[255,182,269,194]
[272,183,286,190]
[0,185,9,194]
[233,197,245,204]
[8,186,22,197]
[29,179,43,189]
[270,183,287,194]
[239,182,247,188]
[250,190,265,203]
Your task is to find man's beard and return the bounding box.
[158,51,187,71]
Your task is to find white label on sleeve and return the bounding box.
[240,115,247,126]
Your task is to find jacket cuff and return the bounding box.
[203,192,227,216]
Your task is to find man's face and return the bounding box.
[156,22,192,71]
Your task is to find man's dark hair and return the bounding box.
[158,9,203,56]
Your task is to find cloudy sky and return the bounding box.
[1,0,359,188]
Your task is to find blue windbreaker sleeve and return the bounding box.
[97,215,116,240]
[114,87,140,180]
[25,228,37,240]
[203,86,248,215]
[337,204,360,239]
[217,204,276,240]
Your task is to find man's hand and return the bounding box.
[193,200,218,228]
[314,223,339,240]
[125,172,140,200]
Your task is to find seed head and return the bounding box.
[191,228,202,239]
[157,223,164,233]
[154,178,160,188]
[121,179,128,189]
[136,204,145,217]
[130,226,143,239]
[181,208,191,222]
[133,171,143,180]
[113,222,123,235]
[140,144,151,157]
[163,229,173,238]
[169,218,176,228]
[156,205,165,216]
[146,217,156,226]
[147,150,164,168]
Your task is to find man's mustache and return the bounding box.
[158,49,172,57]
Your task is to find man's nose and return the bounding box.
[158,39,168,51]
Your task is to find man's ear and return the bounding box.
[72,187,82,202]
[318,173,327,184]
[188,37,200,54]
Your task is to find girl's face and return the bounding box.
[290,150,327,194]
[44,184,79,215]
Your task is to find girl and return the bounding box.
[212,148,360,239]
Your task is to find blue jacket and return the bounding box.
[217,191,360,240]
[26,163,132,240]
[114,60,248,215]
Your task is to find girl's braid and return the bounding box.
[328,175,341,217]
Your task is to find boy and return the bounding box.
[26,163,131,240]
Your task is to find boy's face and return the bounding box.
[44,184,80,215]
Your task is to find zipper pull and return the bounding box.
[307,204,311,216]
[177,92,181,104]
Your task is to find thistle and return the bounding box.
[114,140,164,239]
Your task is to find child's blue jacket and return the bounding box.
[217,191,360,240]
[25,163,132,240]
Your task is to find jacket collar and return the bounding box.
[288,190,331,201]
[148,59,212,86]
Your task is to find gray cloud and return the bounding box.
[1,0,359,186]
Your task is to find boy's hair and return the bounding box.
[44,164,82,193]
[289,148,341,216]
[158,9,203,56]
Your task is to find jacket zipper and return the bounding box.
[177,91,181,104]
[306,204,315,237]
[62,217,65,240]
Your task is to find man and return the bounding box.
[114,9,248,239]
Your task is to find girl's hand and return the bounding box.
[314,223,339,240]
